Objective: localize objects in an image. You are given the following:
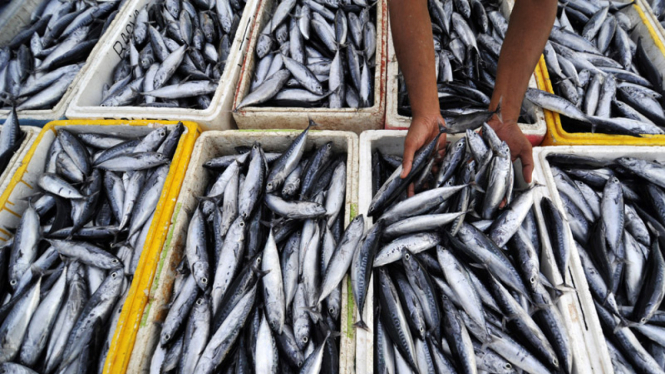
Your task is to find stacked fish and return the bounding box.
[0,107,24,174]
[648,0,665,28]
[100,0,246,108]
[149,122,352,374]
[526,0,665,136]
[548,152,665,373]
[395,0,539,125]
[236,0,377,109]
[0,0,123,111]
[0,124,184,374]
[366,126,574,374]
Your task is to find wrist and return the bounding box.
[488,114,519,132]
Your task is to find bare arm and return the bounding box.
[488,0,557,182]
[388,0,446,179]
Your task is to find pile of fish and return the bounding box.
[236,0,377,109]
[0,124,184,373]
[367,126,574,374]
[148,122,353,373]
[100,0,247,109]
[547,152,665,373]
[525,0,665,136]
[395,0,539,125]
[0,0,124,111]
[0,107,24,174]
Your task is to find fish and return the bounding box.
[1,2,120,110]
[546,150,665,370]
[369,128,575,374]
[141,123,348,373]
[529,2,665,136]
[238,1,377,109]
[0,124,184,370]
[98,0,246,109]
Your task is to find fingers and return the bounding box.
[436,133,447,160]
[407,183,415,197]
[401,135,419,178]
[521,147,535,184]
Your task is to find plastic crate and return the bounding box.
[540,1,665,146]
[355,130,612,374]
[65,0,261,130]
[125,129,359,374]
[0,0,132,126]
[0,119,201,374]
[232,0,388,133]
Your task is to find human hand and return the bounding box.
[401,114,447,179]
[487,117,534,184]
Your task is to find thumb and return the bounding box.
[521,148,534,184]
[401,137,418,179]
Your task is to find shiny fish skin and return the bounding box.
[143,126,347,373]
[241,1,377,109]
[98,0,245,109]
[2,2,120,110]
[0,125,183,371]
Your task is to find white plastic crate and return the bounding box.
[383,0,547,146]
[127,129,360,374]
[534,145,665,374]
[66,0,261,130]
[639,0,665,44]
[355,130,610,374]
[231,0,388,134]
[0,0,132,126]
[0,125,40,204]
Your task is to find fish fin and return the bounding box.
[307,117,319,129]
[469,181,484,193]
[354,320,370,331]
[305,305,323,322]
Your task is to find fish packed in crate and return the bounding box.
[548,151,665,373]
[237,0,377,109]
[1,0,124,110]
[100,0,248,109]
[365,126,575,374]
[0,123,184,373]
[528,0,665,136]
[148,122,354,374]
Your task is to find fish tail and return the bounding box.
[354,320,370,331]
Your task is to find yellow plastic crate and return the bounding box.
[0,119,201,374]
[539,2,665,146]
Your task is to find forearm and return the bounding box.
[388,0,440,119]
[490,0,557,126]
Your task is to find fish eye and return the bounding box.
[202,277,208,284]
[239,222,245,228]
[112,272,117,278]
[505,364,512,369]
[404,253,410,260]
[642,318,648,324]
[326,144,332,148]
[553,359,559,366]
[267,183,272,189]
[298,361,303,367]
[9,280,16,286]
[530,276,536,284]
[197,298,203,305]
[303,337,308,343]
[329,307,335,314]
[164,333,170,341]
[420,327,424,333]
[256,258,261,264]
